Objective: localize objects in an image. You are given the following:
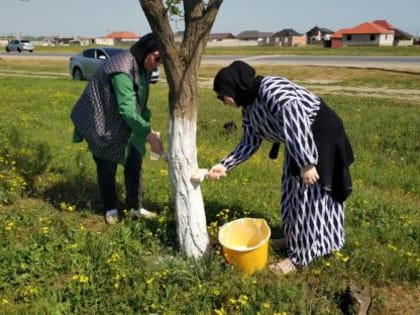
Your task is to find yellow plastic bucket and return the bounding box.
[218,218,271,274]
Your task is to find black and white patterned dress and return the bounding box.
[221,76,345,266]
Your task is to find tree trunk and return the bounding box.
[139,0,223,258]
[168,113,210,258]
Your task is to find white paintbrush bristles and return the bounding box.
[190,168,208,184]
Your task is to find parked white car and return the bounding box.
[5,39,34,53]
[69,47,160,83]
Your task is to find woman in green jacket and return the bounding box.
[71,33,163,224]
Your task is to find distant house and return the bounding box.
[208,33,236,41]
[271,29,306,47]
[373,20,414,46]
[330,20,414,48]
[331,28,351,48]
[392,28,414,46]
[174,31,184,43]
[0,38,9,47]
[206,33,242,47]
[236,30,273,45]
[306,26,334,45]
[96,31,139,46]
[44,37,75,46]
[79,37,96,46]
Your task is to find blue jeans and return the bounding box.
[93,145,143,212]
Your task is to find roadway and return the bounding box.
[1,52,420,72]
[202,55,420,72]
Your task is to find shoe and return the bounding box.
[268,258,297,275]
[105,209,119,225]
[130,208,157,219]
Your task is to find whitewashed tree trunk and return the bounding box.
[139,0,223,259]
[168,116,210,258]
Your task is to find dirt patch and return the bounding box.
[370,284,420,315]
[0,69,68,79]
[198,78,420,101]
[305,84,420,101]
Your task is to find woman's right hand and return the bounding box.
[146,130,164,155]
[206,164,227,180]
[300,165,319,186]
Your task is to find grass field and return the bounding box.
[0,56,419,314]
[26,44,420,56]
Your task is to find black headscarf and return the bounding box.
[213,60,262,106]
[130,33,159,69]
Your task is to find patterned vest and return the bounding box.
[71,51,142,163]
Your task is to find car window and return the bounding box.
[21,40,29,43]
[83,49,96,58]
[105,48,124,57]
[96,50,107,60]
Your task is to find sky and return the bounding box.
[2,0,419,38]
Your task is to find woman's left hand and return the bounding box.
[300,165,319,186]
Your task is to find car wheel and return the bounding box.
[17,48,21,53]
[29,50,33,53]
[72,68,84,81]
[5,47,10,52]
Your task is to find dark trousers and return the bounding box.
[93,146,143,212]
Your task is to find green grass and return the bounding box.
[0,63,419,314]
[28,44,420,56]
[204,45,420,56]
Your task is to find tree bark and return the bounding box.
[168,115,210,258]
[139,0,223,258]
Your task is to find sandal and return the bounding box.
[269,258,297,275]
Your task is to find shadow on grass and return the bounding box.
[36,174,103,215]
[201,199,284,239]
[38,176,284,250]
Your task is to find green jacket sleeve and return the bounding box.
[111,73,151,155]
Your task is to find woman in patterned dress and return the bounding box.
[207,61,354,272]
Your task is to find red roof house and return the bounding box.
[331,20,395,48]
[105,31,139,40]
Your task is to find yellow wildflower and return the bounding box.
[79,275,89,284]
[5,221,14,231]
[238,294,249,305]
[387,244,397,251]
[107,252,121,264]
[262,302,271,309]
[214,308,226,315]
[341,256,350,263]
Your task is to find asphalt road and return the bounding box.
[2,52,420,71]
[202,55,420,71]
